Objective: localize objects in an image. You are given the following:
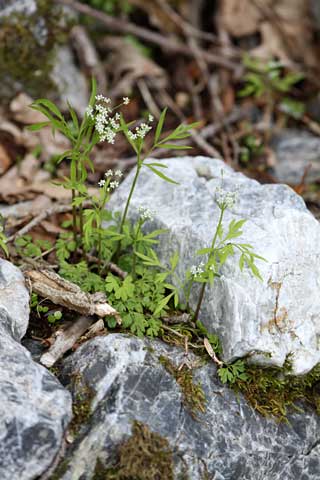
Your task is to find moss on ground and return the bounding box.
[93,421,174,480]
[0,0,67,99]
[232,359,320,422]
[159,355,206,419]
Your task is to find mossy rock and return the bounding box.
[0,0,68,101]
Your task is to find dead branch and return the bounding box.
[56,0,238,71]
[40,315,94,367]
[25,269,121,320]
[7,202,86,243]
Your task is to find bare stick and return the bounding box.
[7,202,89,243]
[56,0,238,71]
[25,269,121,320]
[40,316,93,367]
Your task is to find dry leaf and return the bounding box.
[220,0,317,67]
[10,93,46,125]
[0,144,12,175]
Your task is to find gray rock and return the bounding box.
[271,129,320,183]
[51,46,89,115]
[109,156,320,375]
[0,259,72,480]
[0,0,37,17]
[0,1,88,111]
[59,334,320,480]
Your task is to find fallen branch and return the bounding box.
[7,202,89,243]
[40,315,93,367]
[25,268,121,320]
[56,0,238,71]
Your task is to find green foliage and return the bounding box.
[218,359,248,384]
[15,235,52,259]
[240,133,264,164]
[196,320,221,355]
[81,0,133,15]
[239,55,305,119]
[191,188,266,320]
[0,215,8,257]
[233,360,320,421]
[48,310,63,324]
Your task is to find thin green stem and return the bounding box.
[193,207,225,322]
[119,162,141,235]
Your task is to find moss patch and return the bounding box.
[0,0,67,99]
[93,421,174,480]
[159,355,206,419]
[69,373,95,436]
[233,359,320,422]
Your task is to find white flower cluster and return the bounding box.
[98,169,123,188]
[127,115,153,141]
[123,97,130,105]
[215,186,238,209]
[190,261,205,276]
[138,205,155,221]
[85,95,124,144]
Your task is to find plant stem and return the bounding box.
[119,162,141,235]
[193,207,225,322]
[71,189,77,247]
[98,229,102,274]
[114,160,142,261]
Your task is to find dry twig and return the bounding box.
[40,315,94,367]
[25,269,121,320]
[56,0,238,71]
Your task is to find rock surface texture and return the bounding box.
[109,156,320,375]
[58,334,320,480]
[271,129,320,183]
[0,259,72,480]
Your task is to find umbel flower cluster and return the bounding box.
[98,169,123,190]
[214,186,238,209]
[86,95,154,144]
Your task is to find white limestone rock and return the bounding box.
[109,156,320,375]
[0,259,72,479]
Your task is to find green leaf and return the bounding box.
[153,291,174,316]
[154,107,167,144]
[33,99,63,119]
[27,121,51,131]
[145,164,179,184]
[89,77,97,107]
[157,144,192,150]
[68,101,79,132]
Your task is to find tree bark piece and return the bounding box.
[25,268,121,321]
[40,316,93,367]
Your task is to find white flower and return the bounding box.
[190,265,198,276]
[148,114,154,122]
[110,180,119,190]
[215,186,238,209]
[115,170,123,177]
[135,122,152,139]
[105,169,113,177]
[123,97,130,105]
[128,131,137,141]
[138,205,155,221]
[98,179,106,187]
[190,262,205,276]
[85,105,94,119]
[95,94,111,104]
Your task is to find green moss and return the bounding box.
[159,355,206,419]
[93,421,174,480]
[69,374,95,435]
[232,359,320,422]
[0,0,68,99]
